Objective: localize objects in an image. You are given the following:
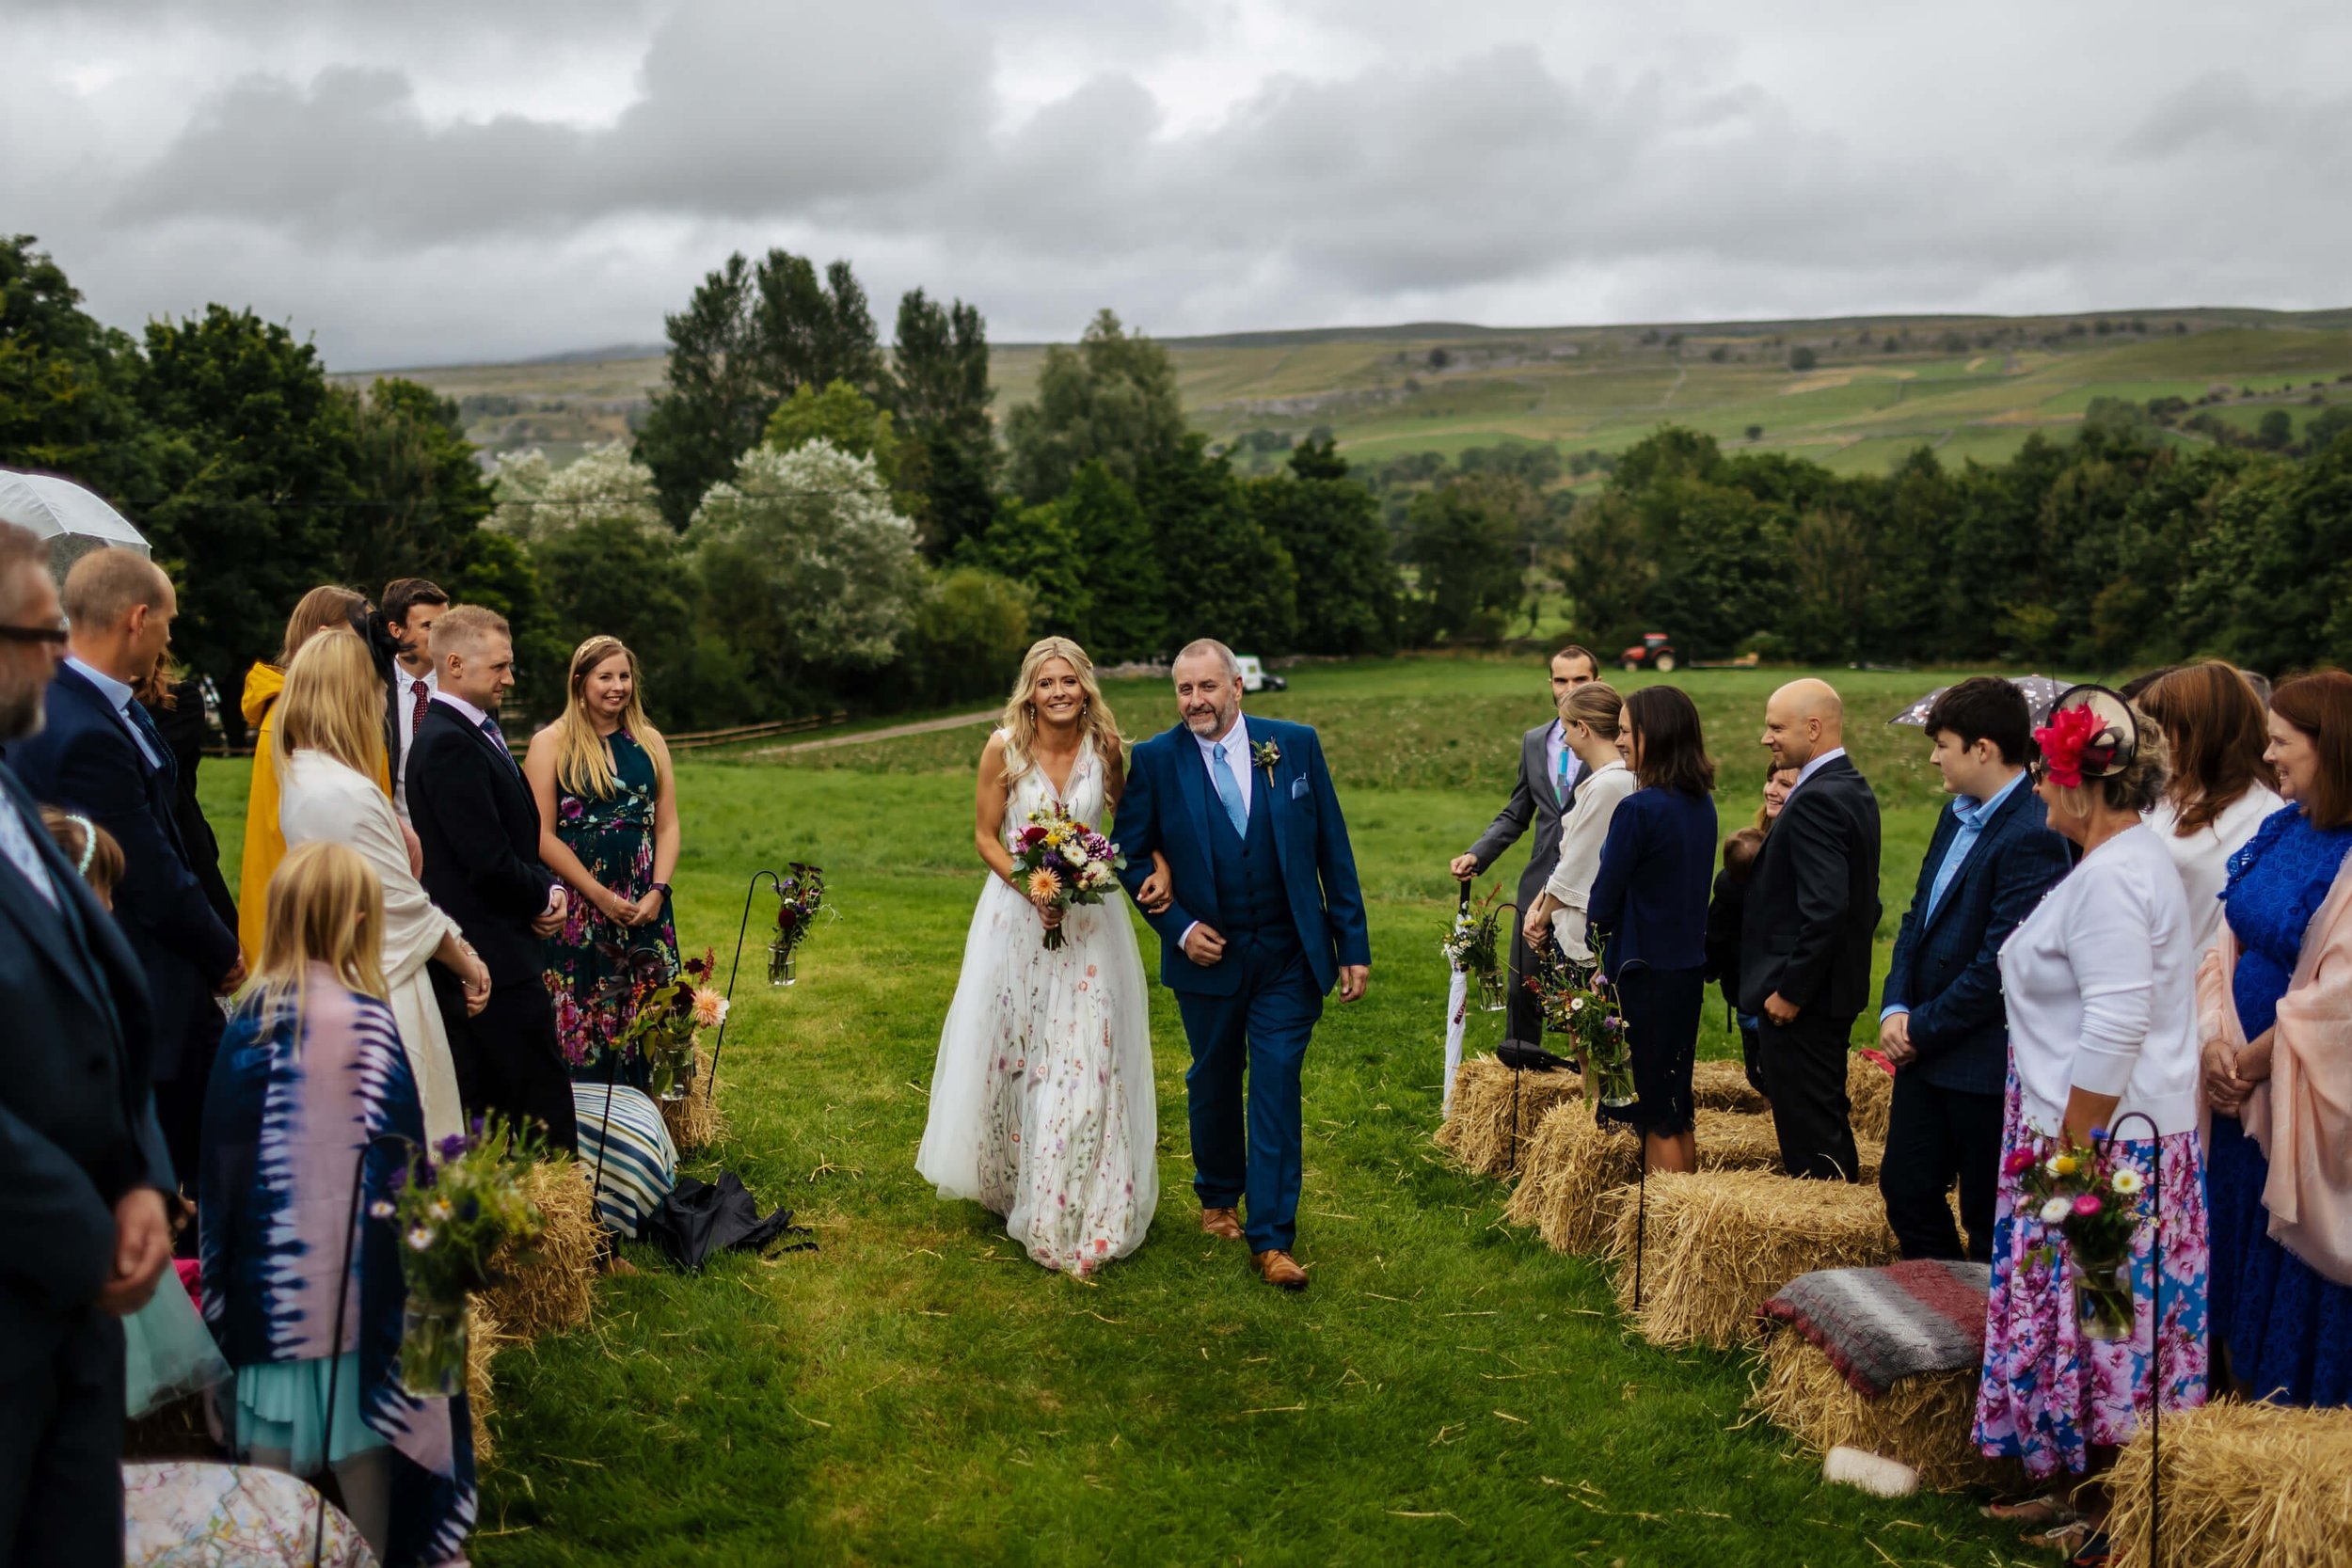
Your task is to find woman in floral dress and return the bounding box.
[524,636,680,1085]
[1978,687,2210,1563]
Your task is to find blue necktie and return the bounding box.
[480,715,520,776]
[126,700,176,784]
[1555,747,1573,807]
[1210,741,1248,836]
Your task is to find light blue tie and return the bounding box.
[1209,741,1248,836]
[1555,747,1573,807]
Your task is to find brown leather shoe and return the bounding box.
[1200,1207,1243,1242]
[1252,1249,1308,1291]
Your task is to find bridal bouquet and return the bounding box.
[1525,946,1636,1109]
[616,948,726,1099]
[2010,1131,2150,1341]
[386,1117,546,1397]
[1011,802,1126,951]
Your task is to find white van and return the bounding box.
[1235,656,1287,694]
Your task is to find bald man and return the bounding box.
[1739,679,1882,1180]
[9,549,241,1189]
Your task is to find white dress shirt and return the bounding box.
[393,666,437,823]
[1194,712,1253,820]
[65,656,164,769]
[1997,822,2201,1137]
[1788,745,1849,800]
[1542,758,1637,960]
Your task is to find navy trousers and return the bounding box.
[0,1311,126,1567]
[1174,931,1323,1255]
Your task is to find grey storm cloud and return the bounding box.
[9,0,2351,366]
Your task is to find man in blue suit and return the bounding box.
[9,548,243,1188]
[1116,639,1370,1291]
[0,523,177,1565]
[1878,677,2071,1261]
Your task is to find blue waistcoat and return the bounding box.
[1209,769,1294,942]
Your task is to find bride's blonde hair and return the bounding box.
[999,637,1122,787]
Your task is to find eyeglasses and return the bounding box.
[0,622,69,646]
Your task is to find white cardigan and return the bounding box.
[2146,785,2284,958]
[1542,758,1637,961]
[1998,822,2201,1138]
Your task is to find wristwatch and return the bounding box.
[651,881,672,898]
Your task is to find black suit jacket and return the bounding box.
[8,664,237,1083]
[1738,753,1883,1020]
[1466,721,1580,901]
[0,763,172,1376]
[406,699,555,986]
[1881,779,2072,1096]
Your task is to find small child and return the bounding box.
[199,841,473,1567]
[39,808,230,1420]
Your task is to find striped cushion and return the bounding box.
[570,1084,679,1238]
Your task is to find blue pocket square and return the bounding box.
[1290,777,1309,800]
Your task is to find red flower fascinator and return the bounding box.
[2031,686,2137,789]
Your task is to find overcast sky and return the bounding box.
[7,0,2348,369]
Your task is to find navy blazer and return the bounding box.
[1588,786,1718,974]
[8,663,238,1083]
[0,762,173,1375]
[1880,776,2072,1095]
[1113,717,1370,997]
[406,699,556,987]
[1738,754,1883,1020]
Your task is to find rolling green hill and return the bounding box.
[343,307,2352,480]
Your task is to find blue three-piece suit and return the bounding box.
[1115,716,1369,1255]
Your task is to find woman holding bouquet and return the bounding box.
[1976,688,2207,1561]
[525,635,681,1084]
[1521,681,1636,966]
[199,842,474,1568]
[916,637,1169,1275]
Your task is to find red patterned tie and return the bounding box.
[410,680,428,740]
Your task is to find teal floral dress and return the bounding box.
[545,730,678,1084]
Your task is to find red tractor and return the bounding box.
[1618,632,1677,673]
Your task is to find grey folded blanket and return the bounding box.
[1757,1259,1992,1397]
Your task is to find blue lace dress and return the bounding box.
[2212,804,2352,1405]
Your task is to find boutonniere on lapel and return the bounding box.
[1250,738,1281,784]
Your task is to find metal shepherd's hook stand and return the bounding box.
[706,868,784,1101]
[2106,1109,2163,1568]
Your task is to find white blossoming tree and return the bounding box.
[490,441,666,544]
[689,440,924,682]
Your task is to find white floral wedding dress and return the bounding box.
[915,736,1159,1275]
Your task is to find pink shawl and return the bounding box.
[2196,844,2352,1286]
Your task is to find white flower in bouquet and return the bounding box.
[2039,1196,2073,1225]
[2110,1167,2145,1196]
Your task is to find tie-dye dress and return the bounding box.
[199,970,474,1567]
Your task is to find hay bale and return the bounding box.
[659,1076,729,1154]
[1848,1053,1893,1143]
[1692,1058,1770,1115]
[1750,1328,2012,1493]
[1606,1170,1899,1349]
[1435,1055,1583,1180]
[480,1157,599,1341]
[465,1300,508,1467]
[1507,1108,1798,1257]
[2106,1400,2352,1568]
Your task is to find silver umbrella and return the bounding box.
[1889,674,2073,729]
[0,467,151,580]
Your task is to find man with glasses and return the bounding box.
[0,521,177,1567]
[9,547,242,1187]
[1451,644,1601,1056]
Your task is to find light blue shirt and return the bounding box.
[1882,768,2026,1022]
[1788,744,1848,800]
[66,656,164,769]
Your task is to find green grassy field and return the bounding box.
[199,657,2064,1564]
[352,308,2352,483]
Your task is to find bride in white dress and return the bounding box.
[916,638,1166,1275]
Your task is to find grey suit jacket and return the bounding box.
[1467,721,1576,898]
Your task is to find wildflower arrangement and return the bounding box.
[1009,802,1126,951]
[771,863,826,956]
[386,1117,546,1396]
[1525,944,1636,1109]
[2009,1129,2151,1340]
[1440,883,1507,1006]
[615,947,726,1098]
[1250,737,1282,779]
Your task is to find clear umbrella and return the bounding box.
[1888,674,2072,729]
[0,467,151,580]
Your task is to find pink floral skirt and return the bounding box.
[1972,1073,2210,1480]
